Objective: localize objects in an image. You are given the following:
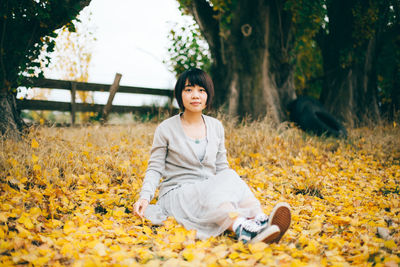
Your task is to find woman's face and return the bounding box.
[181,79,208,113]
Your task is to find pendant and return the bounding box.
[195,139,200,144]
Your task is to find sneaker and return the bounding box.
[235,219,280,244]
[250,225,280,244]
[267,202,291,243]
[254,213,269,227]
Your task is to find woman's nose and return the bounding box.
[192,90,200,98]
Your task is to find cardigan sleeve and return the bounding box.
[215,121,229,173]
[139,125,167,201]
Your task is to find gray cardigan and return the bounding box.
[139,113,229,201]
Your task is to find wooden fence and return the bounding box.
[17,74,178,124]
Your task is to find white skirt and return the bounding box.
[144,169,263,239]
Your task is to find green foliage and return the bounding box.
[0,0,90,92]
[165,20,211,76]
[286,0,325,97]
[376,3,400,119]
[209,0,236,34]
[173,0,399,119]
[293,40,323,98]
[177,0,236,34]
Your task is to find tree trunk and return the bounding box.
[187,0,296,122]
[0,91,26,139]
[320,39,380,126]
[318,0,382,127]
[0,0,91,139]
[390,70,400,120]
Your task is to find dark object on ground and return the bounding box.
[288,96,347,138]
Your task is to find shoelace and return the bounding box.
[241,219,262,233]
[254,214,269,225]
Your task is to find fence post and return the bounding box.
[71,82,77,125]
[101,73,122,123]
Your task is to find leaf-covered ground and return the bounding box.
[1,120,399,266]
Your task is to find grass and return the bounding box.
[0,117,399,266]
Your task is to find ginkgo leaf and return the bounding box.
[1,122,399,265]
[32,154,39,163]
[63,220,76,235]
[31,138,39,148]
[17,214,34,230]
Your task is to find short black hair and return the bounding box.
[174,68,214,111]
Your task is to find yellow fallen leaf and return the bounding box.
[0,212,8,222]
[169,229,186,243]
[304,240,319,253]
[113,207,125,218]
[32,154,39,163]
[31,256,50,266]
[63,220,75,235]
[384,240,397,250]
[94,242,107,256]
[29,207,42,217]
[163,217,176,229]
[309,220,322,236]
[16,225,31,238]
[248,242,268,254]
[46,219,62,229]
[251,251,264,261]
[61,242,73,256]
[228,251,240,260]
[33,164,41,172]
[0,227,5,239]
[114,227,126,236]
[182,249,195,261]
[333,215,352,225]
[102,219,114,229]
[137,248,153,264]
[142,225,153,235]
[290,259,308,267]
[17,214,34,230]
[31,138,39,148]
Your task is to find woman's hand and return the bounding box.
[133,199,149,218]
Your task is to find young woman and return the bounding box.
[133,68,291,244]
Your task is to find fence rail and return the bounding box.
[20,77,174,97]
[17,74,177,124]
[17,99,166,114]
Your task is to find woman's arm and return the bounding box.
[215,122,229,173]
[137,125,167,202]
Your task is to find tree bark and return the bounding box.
[319,39,381,127]
[0,92,26,138]
[0,0,91,138]
[318,0,383,127]
[186,0,296,122]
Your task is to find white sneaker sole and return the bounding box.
[250,225,280,244]
[268,202,291,243]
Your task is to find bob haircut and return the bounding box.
[174,68,214,111]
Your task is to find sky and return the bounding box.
[21,0,189,107]
[87,0,182,89]
[86,0,187,106]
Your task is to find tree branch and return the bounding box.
[50,0,91,33]
[187,0,220,52]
